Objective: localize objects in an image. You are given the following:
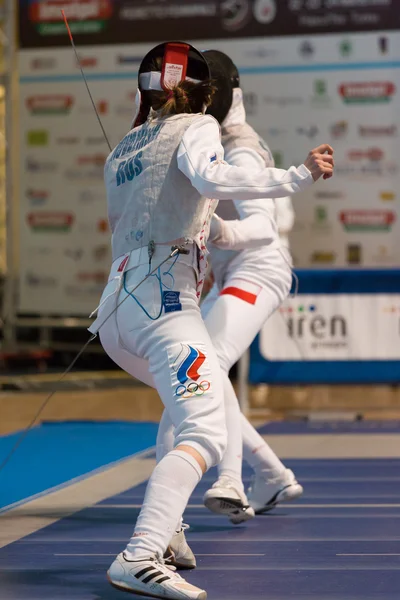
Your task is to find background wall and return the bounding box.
[11,0,400,385]
[16,1,400,316]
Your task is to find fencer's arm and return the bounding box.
[209,213,276,250]
[177,116,313,200]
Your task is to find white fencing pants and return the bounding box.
[157,248,292,483]
[97,245,227,469]
[96,245,229,557]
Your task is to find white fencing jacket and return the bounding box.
[105,110,312,261]
[208,89,296,287]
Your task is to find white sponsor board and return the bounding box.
[259,294,400,360]
[17,30,400,315]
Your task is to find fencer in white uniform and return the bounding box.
[156,51,330,541]
[201,51,304,518]
[91,41,334,600]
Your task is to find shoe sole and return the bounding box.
[254,484,304,515]
[204,496,255,524]
[107,574,206,600]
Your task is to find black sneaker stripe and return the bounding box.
[155,576,170,584]
[142,570,164,584]
[135,566,156,579]
[267,484,291,506]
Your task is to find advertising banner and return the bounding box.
[249,269,400,383]
[18,61,137,314]
[17,1,400,320]
[260,293,400,362]
[18,0,400,48]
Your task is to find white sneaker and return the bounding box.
[107,552,206,600]
[203,475,255,524]
[247,468,303,514]
[164,524,196,570]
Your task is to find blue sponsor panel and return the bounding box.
[249,269,400,384]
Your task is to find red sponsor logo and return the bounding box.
[29,0,112,22]
[79,57,98,68]
[26,95,74,114]
[359,125,397,137]
[339,210,395,231]
[27,211,74,231]
[339,82,395,103]
[347,147,384,162]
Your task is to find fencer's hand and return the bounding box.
[304,144,334,182]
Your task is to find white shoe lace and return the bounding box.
[154,556,183,580]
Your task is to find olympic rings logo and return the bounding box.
[175,380,211,399]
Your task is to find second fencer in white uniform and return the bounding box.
[202,50,305,518]
[156,52,329,549]
[93,41,334,599]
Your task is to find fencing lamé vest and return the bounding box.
[105,113,216,261]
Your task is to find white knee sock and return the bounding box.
[218,374,244,491]
[156,413,186,533]
[241,414,285,478]
[125,449,202,560]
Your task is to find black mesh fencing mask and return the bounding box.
[202,50,240,124]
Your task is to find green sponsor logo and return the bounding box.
[27,130,49,146]
[37,20,105,35]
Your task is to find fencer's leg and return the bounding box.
[242,412,285,477]
[202,262,302,517]
[101,259,224,598]
[202,369,255,524]
[218,374,243,487]
[114,261,228,562]
[156,373,286,485]
[202,280,274,486]
[156,411,183,530]
[244,410,303,511]
[156,410,197,570]
[101,289,198,566]
[202,282,271,523]
[102,331,210,562]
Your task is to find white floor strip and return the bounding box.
[96,503,400,509]
[0,456,155,549]
[261,434,400,459]
[17,537,400,543]
[54,553,265,557]
[337,553,400,557]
